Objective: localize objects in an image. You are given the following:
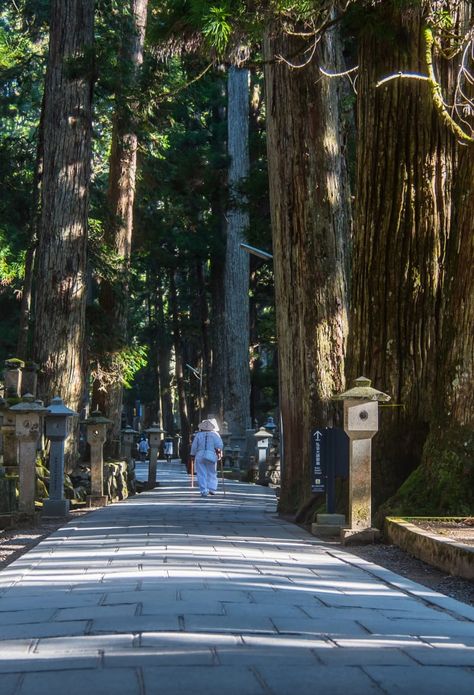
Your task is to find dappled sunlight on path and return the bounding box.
[0,462,473,694]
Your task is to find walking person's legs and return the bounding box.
[207,461,218,494]
[195,457,208,496]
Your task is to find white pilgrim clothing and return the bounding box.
[191,429,223,496]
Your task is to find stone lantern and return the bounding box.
[264,416,277,436]
[254,427,272,484]
[333,376,390,543]
[4,358,24,398]
[121,425,138,465]
[145,423,165,488]
[43,397,78,517]
[21,361,39,397]
[10,394,48,517]
[82,410,111,507]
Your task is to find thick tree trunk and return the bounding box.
[376,4,474,516]
[33,0,94,430]
[348,2,461,507]
[223,66,251,438]
[264,20,351,515]
[92,0,148,456]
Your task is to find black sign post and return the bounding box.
[311,427,349,512]
[311,430,325,494]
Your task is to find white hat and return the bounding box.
[198,419,215,431]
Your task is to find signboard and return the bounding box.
[311,430,325,493]
[311,428,349,511]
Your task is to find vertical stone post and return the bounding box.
[121,425,138,465]
[21,362,39,397]
[4,359,24,398]
[334,377,390,544]
[145,424,165,488]
[10,394,48,518]
[83,411,111,507]
[254,427,271,484]
[43,396,78,517]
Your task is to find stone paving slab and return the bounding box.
[0,463,473,694]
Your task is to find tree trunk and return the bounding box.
[264,19,351,515]
[348,2,461,507]
[92,0,148,456]
[169,270,190,463]
[156,279,174,434]
[223,65,251,439]
[17,96,44,361]
[33,0,94,432]
[376,3,474,516]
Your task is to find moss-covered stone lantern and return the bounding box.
[10,394,48,517]
[145,423,165,488]
[82,410,112,507]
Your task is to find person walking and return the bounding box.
[190,419,223,497]
[138,435,150,462]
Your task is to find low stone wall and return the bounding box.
[385,517,474,581]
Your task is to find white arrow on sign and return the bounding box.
[313,430,323,442]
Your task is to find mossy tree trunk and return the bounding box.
[264,20,351,516]
[349,1,473,513]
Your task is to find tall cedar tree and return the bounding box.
[92,0,148,456]
[348,0,473,512]
[264,16,351,516]
[33,0,94,434]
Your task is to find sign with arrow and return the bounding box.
[311,429,325,493]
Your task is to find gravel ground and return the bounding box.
[1,513,473,608]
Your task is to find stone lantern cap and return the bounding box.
[145,423,165,434]
[254,427,272,440]
[4,358,25,370]
[333,376,391,402]
[122,425,138,435]
[9,393,48,414]
[264,416,277,432]
[81,409,112,425]
[47,396,78,418]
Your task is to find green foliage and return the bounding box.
[200,5,233,55]
[377,425,474,520]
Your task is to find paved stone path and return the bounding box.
[0,463,473,694]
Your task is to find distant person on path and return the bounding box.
[190,419,223,497]
[138,435,150,462]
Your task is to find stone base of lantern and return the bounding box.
[340,526,381,545]
[311,513,346,538]
[87,494,108,508]
[42,499,70,518]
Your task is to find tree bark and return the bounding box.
[376,3,474,516]
[264,19,351,515]
[169,270,191,463]
[223,65,251,439]
[17,96,45,361]
[348,2,462,506]
[92,0,148,456]
[33,0,94,430]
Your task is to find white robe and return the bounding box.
[191,430,223,494]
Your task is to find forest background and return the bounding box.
[0,0,473,522]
